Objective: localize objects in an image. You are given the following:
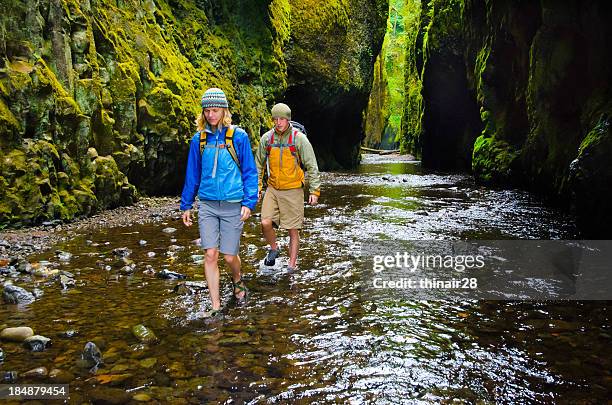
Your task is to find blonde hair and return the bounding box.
[196,108,233,131]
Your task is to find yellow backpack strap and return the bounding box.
[225,125,240,169]
[198,131,206,154]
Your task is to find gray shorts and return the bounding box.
[198,201,244,255]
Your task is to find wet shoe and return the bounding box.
[264,248,280,266]
[232,278,249,305]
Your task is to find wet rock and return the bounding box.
[1,326,34,342]
[162,227,177,234]
[21,366,48,378]
[31,265,59,277]
[133,393,152,402]
[132,324,159,344]
[147,251,156,257]
[120,264,137,274]
[416,211,429,216]
[58,274,76,289]
[59,329,79,338]
[112,247,132,258]
[49,368,75,384]
[3,371,18,383]
[0,347,4,362]
[16,260,32,273]
[32,288,44,298]
[157,269,186,280]
[173,281,208,295]
[143,265,156,275]
[87,387,131,404]
[192,238,201,246]
[24,335,52,351]
[139,357,157,368]
[139,239,147,245]
[191,254,205,264]
[2,284,35,304]
[168,245,184,252]
[82,341,103,372]
[56,250,73,261]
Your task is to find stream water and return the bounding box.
[0,155,609,403]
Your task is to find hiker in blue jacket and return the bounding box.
[180,87,258,313]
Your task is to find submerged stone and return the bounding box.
[132,324,159,345]
[23,335,52,351]
[82,341,104,372]
[2,284,35,304]
[157,269,186,280]
[1,326,34,342]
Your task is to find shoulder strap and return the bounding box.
[289,129,300,162]
[225,125,240,169]
[266,130,274,155]
[198,131,205,154]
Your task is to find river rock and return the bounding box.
[0,347,4,362]
[24,335,52,351]
[58,274,75,289]
[82,341,103,372]
[3,371,17,383]
[112,247,132,258]
[139,240,147,246]
[59,329,79,338]
[1,326,34,342]
[132,324,159,344]
[21,366,48,378]
[49,368,75,384]
[87,387,131,404]
[162,227,176,234]
[2,284,35,304]
[143,265,156,275]
[157,269,186,280]
[56,250,73,261]
[147,251,156,257]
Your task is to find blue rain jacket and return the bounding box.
[180,125,258,211]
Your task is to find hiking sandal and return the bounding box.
[232,278,249,305]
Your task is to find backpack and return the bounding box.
[199,125,240,169]
[265,121,308,170]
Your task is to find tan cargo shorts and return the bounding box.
[261,187,304,230]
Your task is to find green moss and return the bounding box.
[472,135,518,183]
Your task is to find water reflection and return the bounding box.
[0,155,609,403]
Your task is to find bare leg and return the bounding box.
[224,254,245,299]
[261,218,278,251]
[288,229,299,268]
[204,248,221,310]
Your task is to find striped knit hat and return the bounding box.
[201,88,229,109]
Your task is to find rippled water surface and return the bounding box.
[1,155,609,403]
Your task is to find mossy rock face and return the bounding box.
[1,0,387,226]
[283,0,389,169]
[399,0,612,235]
[568,117,612,237]
[0,0,292,226]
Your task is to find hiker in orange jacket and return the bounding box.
[255,103,321,272]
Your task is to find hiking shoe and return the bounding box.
[264,248,280,266]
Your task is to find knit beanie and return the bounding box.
[201,88,229,109]
[271,103,291,120]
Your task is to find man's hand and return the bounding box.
[182,210,193,226]
[308,194,319,206]
[240,206,252,221]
